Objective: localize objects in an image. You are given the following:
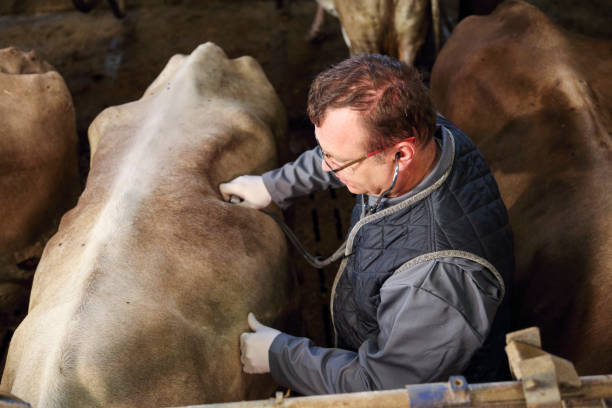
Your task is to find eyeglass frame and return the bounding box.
[318,136,416,174]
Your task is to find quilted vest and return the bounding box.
[331,117,514,382]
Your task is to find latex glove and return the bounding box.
[219,175,272,209]
[240,312,281,374]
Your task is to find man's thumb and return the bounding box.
[247,312,261,331]
[219,183,234,201]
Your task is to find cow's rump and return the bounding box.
[0,46,80,374]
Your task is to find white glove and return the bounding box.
[240,312,281,374]
[219,175,272,209]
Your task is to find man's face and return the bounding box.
[315,107,395,196]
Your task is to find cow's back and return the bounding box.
[1,43,292,407]
[430,0,612,374]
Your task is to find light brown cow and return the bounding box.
[313,0,432,65]
[1,42,293,407]
[430,0,612,374]
[0,47,80,367]
[312,1,505,66]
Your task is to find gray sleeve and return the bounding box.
[261,146,345,209]
[268,258,502,395]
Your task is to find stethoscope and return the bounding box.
[366,151,401,215]
[228,152,401,268]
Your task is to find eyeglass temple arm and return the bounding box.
[366,136,416,158]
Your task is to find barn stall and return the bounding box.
[0,0,610,407]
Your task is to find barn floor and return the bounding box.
[0,0,357,355]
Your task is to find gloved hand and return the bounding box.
[219,175,272,209]
[240,312,281,374]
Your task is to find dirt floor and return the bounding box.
[0,0,610,382]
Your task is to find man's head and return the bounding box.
[307,54,438,197]
[307,53,436,152]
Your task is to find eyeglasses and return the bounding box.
[318,137,415,174]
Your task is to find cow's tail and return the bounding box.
[431,0,441,54]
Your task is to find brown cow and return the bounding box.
[430,0,612,374]
[0,47,80,367]
[1,42,293,407]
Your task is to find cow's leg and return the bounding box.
[307,3,326,41]
[395,0,430,65]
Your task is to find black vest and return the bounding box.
[331,117,514,382]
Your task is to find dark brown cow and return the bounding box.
[431,0,612,374]
[0,47,80,367]
[1,43,293,407]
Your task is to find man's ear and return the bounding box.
[394,140,417,167]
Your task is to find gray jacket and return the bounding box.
[261,118,513,395]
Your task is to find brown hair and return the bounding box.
[307,53,436,151]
